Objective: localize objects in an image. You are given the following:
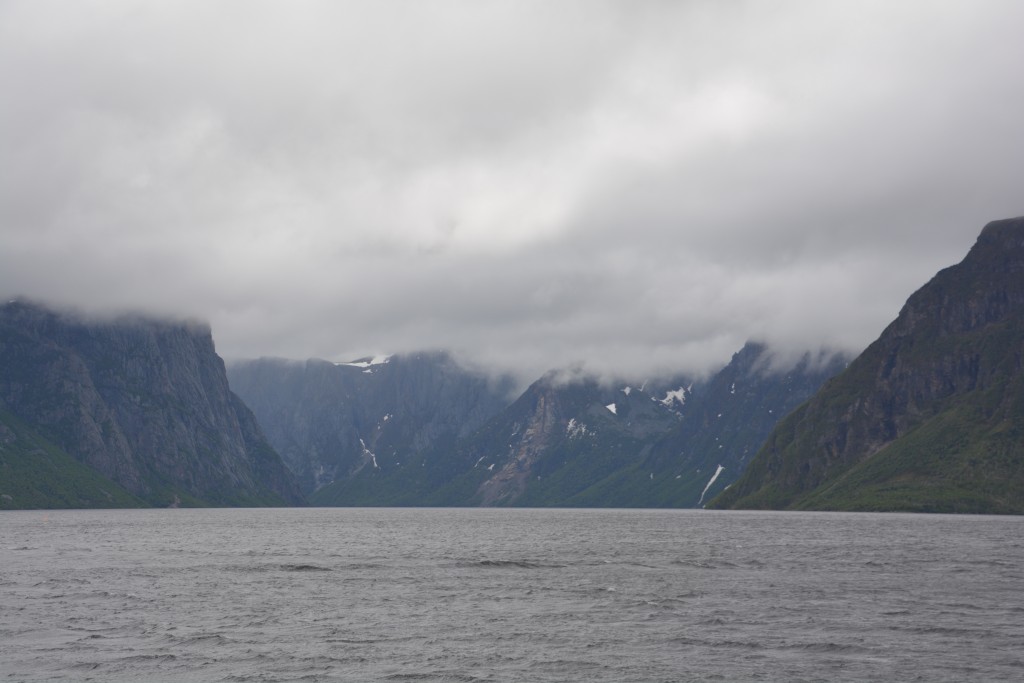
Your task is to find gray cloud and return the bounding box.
[3,0,1024,384]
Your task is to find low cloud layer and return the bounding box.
[3,1,1023,383]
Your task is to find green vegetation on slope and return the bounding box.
[0,410,144,509]
[710,217,1024,514]
[795,382,1024,514]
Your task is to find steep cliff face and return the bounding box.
[228,352,515,495]
[440,374,683,507]
[298,344,843,507]
[712,217,1024,513]
[604,343,849,508]
[0,301,303,507]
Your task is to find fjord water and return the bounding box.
[2,508,1022,682]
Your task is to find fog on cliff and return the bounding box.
[2,1,1024,383]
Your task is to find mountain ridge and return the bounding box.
[232,342,846,507]
[0,300,303,508]
[227,351,516,495]
[711,217,1024,513]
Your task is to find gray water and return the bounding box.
[1,508,1022,682]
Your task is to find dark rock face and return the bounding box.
[0,301,303,506]
[637,342,850,507]
[227,352,516,495]
[235,343,843,508]
[712,217,1024,513]
[410,345,844,508]
[448,373,686,507]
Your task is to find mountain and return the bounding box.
[0,300,303,508]
[235,343,844,507]
[412,344,847,508]
[227,352,516,496]
[388,371,686,507]
[711,217,1024,514]
[587,343,850,507]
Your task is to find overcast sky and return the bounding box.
[2,1,1023,383]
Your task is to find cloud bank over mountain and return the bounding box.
[3,1,1023,381]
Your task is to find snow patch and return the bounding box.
[605,403,617,415]
[336,354,393,369]
[566,418,589,438]
[359,438,379,469]
[660,386,690,409]
[622,386,632,396]
[698,464,725,506]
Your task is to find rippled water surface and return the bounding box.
[2,507,1023,682]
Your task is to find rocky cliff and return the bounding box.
[600,343,849,507]
[241,342,843,507]
[0,301,303,507]
[711,217,1024,513]
[423,373,685,507]
[228,352,515,496]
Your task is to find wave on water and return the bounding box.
[780,641,876,655]
[278,564,332,572]
[223,563,333,573]
[467,559,565,569]
[383,673,485,682]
